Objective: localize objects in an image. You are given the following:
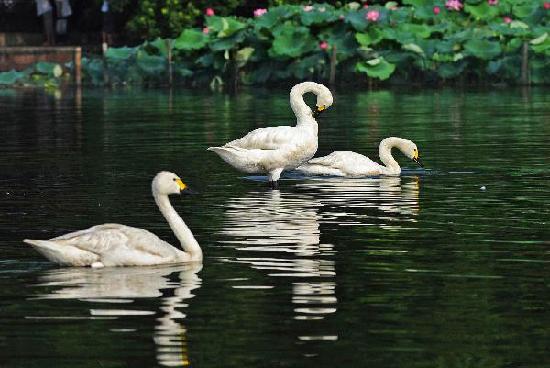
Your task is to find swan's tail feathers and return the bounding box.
[206,145,257,173]
[23,239,99,266]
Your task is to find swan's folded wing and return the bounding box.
[307,151,373,167]
[307,151,381,176]
[52,224,173,258]
[225,126,296,150]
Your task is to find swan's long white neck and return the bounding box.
[378,137,408,175]
[290,82,320,130]
[154,193,202,262]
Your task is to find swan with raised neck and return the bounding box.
[296,137,423,177]
[208,82,334,188]
[24,171,202,267]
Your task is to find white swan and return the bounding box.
[296,137,423,177]
[207,82,333,189]
[24,171,202,267]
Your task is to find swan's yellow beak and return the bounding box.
[175,179,188,191]
[313,105,327,118]
[412,151,423,168]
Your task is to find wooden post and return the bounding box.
[521,41,529,85]
[329,45,337,86]
[74,47,81,86]
[166,39,173,86]
[102,41,109,85]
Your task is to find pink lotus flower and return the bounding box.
[366,10,380,22]
[303,5,313,12]
[202,27,209,34]
[319,41,329,50]
[433,6,441,15]
[253,8,267,17]
[205,8,215,17]
[503,16,512,24]
[544,2,550,9]
[445,0,463,11]
[487,0,498,5]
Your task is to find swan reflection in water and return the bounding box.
[221,176,420,342]
[31,264,202,367]
[296,175,421,229]
[221,190,338,343]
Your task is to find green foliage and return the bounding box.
[174,29,208,50]
[14,1,550,87]
[0,70,26,85]
[356,58,396,80]
[269,23,316,59]
[0,62,66,87]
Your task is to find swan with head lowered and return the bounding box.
[24,171,202,268]
[296,137,423,177]
[207,82,333,189]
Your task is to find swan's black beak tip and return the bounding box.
[412,157,423,168]
[181,187,199,195]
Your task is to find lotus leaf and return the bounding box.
[464,39,501,60]
[530,58,550,84]
[398,24,432,39]
[235,47,255,68]
[105,47,137,61]
[206,16,246,38]
[254,6,298,30]
[356,57,396,80]
[300,5,338,26]
[402,43,425,56]
[531,37,550,55]
[345,9,369,31]
[465,3,500,20]
[288,53,325,79]
[402,0,430,6]
[512,3,538,19]
[136,50,167,74]
[173,62,193,77]
[148,38,171,57]
[437,62,466,79]
[319,24,358,57]
[174,29,208,50]
[0,70,25,85]
[209,30,246,51]
[356,28,383,46]
[269,24,315,59]
[435,40,456,54]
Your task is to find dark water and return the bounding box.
[0,87,548,367]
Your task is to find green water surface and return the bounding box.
[0,87,548,367]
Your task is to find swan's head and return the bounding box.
[402,140,423,168]
[313,83,334,118]
[152,171,190,196]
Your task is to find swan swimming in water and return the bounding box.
[24,171,203,268]
[296,137,423,177]
[207,82,333,189]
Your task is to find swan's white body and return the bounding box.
[296,137,421,177]
[208,82,333,185]
[24,172,202,267]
